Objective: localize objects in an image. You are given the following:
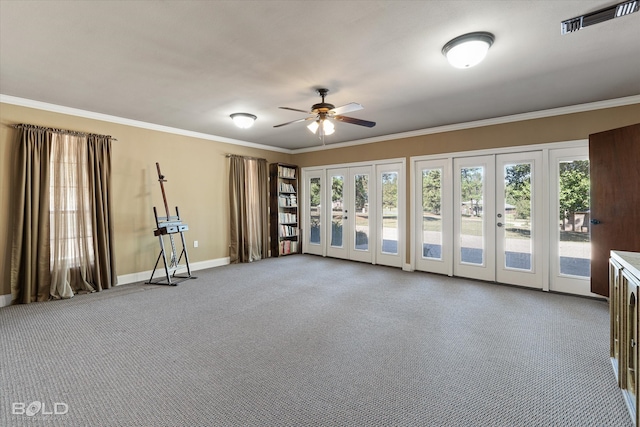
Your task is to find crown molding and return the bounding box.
[3,94,638,155]
[0,94,291,154]
[291,95,640,154]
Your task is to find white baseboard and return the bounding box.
[117,257,230,285]
[0,293,12,308]
[0,257,230,307]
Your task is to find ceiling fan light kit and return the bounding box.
[323,119,335,135]
[274,88,375,142]
[307,120,319,134]
[230,113,257,129]
[442,31,494,69]
[307,118,334,136]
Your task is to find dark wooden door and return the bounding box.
[589,123,640,296]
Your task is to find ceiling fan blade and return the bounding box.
[333,115,376,128]
[330,102,363,115]
[279,106,311,114]
[273,116,315,128]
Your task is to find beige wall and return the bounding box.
[0,103,292,297]
[292,104,640,265]
[293,105,640,167]
[2,101,639,298]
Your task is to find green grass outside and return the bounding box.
[322,212,588,243]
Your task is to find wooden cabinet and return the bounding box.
[611,257,623,381]
[610,250,640,425]
[269,163,300,256]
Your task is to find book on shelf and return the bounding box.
[279,182,296,193]
[279,240,299,255]
[278,195,297,207]
[278,166,296,179]
[279,212,297,224]
[279,224,298,237]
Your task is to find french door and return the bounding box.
[302,161,404,267]
[494,152,543,288]
[549,147,593,296]
[325,166,374,263]
[415,151,543,288]
[377,163,404,268]
[414,159,452,275]
[326,168,350,259]
[303,169,324,257]
[453,155,497,281]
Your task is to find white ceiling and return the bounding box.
[1,1,639,151]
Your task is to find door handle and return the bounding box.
[590,219,601,225]
[497,222,504,227]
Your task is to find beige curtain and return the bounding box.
[10,125,117,304]
[87,134,117,291]
[229,156,269,263]
[10,126,52,303]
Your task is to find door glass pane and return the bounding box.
[331,175,344,248]
[459,167,484,264]
[422,168,442,260]
[558,159,590,277]
[309,177,321,245]
[381,172,398,254]
[503,163,532,271]
[354,174,369,251]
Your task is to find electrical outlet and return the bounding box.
[194,240,199,248]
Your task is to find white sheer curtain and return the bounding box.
[49,133,95,298]
[244,159,262,261]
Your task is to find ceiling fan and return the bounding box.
[273,88,376,140]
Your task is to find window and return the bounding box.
[49,134,94,269]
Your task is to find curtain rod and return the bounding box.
[226,154,266,161]
[9,123,118,141]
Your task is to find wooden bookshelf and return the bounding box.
[269,163,300,256]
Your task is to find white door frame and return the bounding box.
[376,162,405,268]
[302,169,325,257]
[349,166,375,264]
[301,159,405,267]
[548,146,598,297]
[409,139,590,295]
[495,151,543,288]
[453,155,496,282]
[413,158,453,276]
[325,167,350,259]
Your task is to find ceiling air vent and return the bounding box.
[561,0,639,34]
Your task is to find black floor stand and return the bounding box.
[146,206,196,286]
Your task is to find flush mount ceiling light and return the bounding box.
[442,32,495,69]
[230,113,257,129]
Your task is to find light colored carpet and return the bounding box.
[0,255,632,426]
